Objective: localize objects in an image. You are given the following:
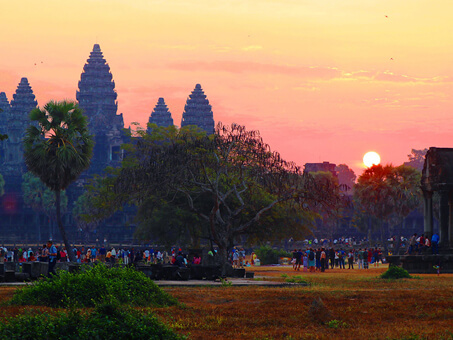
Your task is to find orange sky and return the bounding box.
[1,0,452,175]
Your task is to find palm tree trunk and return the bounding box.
[56,190,76,262]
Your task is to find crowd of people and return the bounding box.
[0,243,202,267]
[291,248,384,272]
[405,232,439,255]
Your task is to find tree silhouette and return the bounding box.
[24,100,93,261]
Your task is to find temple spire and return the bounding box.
[181,84,215,134]
[76,44,124,171]
[147,97,174,132]
[5,77,37,167]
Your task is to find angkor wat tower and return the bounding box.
[0,92,10,160]
[181,84,215,135]
[76,44,124,173]
[147,97,174,133]
[4,78,37,172]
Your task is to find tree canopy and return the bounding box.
[353,164,422,242]
[98,123,340,268]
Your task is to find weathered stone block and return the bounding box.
[31,262,48,278]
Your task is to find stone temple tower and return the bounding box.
[76,44,124,173]
[0,92,10,160]
[147,97,174,133]
[4,78,37,171]
[181,84,215,134]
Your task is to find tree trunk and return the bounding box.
[56,190,76,262]
[217,244,230,277]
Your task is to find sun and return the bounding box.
[363,151,381,167]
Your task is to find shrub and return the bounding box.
[255,245,291,265]
[380,266,412,279]
[0,302,184,339]
[9,264,178,308]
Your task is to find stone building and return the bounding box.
[3,78,37,179]
[147,97,174,132]
[76,44,125,173]
[0,92,10,161]
[181,84,215,134]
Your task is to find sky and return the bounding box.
[0,0,452,176]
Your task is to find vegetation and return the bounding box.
[2,266,453,339]
[90,123,340,271]
[0,302,183,340]
[24,100,94,262]
[9,264,177,308]
[255,245,291,265]
[380,266,412,279]
[22,172,68,240]
[353,164,422,242]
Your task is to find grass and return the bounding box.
[1,265,453,339]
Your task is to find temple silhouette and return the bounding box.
[0,44,215,244]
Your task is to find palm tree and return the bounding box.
[24,100,94,262]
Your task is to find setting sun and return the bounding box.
[363,151,381,168]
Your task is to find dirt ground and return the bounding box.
[1,265,453,339]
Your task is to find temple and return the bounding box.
[4,78,37,177]
[147,97,174,132]
[421,147,453,248]
[76,44,125,173]
[0,92,10,161]
[181,84,215,134]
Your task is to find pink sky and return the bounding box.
[1,0,452,175]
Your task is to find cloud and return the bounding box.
[241,45,263,51]
[168,60,340,79]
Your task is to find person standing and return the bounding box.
[432,233,439,255]
[348,250,354,269]
[47,241,58,277]
[320,248,327,272]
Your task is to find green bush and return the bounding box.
[380,266,412,279]
[0,302,184,339]
[10,264,178,308]
[255,245,291,265]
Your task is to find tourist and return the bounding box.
[99,245,106,262]
[432,233,439,254]
[40,244,49,262]
[408,233,417,254]
[347,250,354,269]
[192,253,201,265]
[47,241,58,277]
[338,249,345,269]
[111,248,117,263]
[91,247,97,262]
[60,247,67,262]
[320,248,326,272]
[239,248,245,268]
[308,248,315,272]
[329,248,335,269]
[232,248,239,268]
[292,249,298,270]
[174,252,186,267]
[315,248,321,271]
[303,251,308,272]
[357,248,363,269]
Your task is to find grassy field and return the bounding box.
[1,265,453,339]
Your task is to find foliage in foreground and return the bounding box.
[9,264,178,308]
[380,266,412,279]
[0,302,183,340]
[255,245,291,265]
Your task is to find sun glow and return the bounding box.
[363,151,381,168]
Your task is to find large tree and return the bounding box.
[22,172,68,241]
[353,164,422,244]
[109,123,339,270]
[24,100,93,262]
